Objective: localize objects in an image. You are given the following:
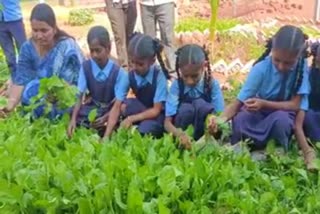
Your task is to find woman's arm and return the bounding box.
[5,84,24,111]
[5,41,34,111]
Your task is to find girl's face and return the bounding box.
[89,38,110,69]
[271,49,299,73]
[129,56,155,76]
[180,62,205,87]
[31,19,56,47]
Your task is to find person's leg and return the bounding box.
[105,0,128,67]
[138,117,164,138]
[303,110,320,142]
[122,98,147,117]
[0,22,16,74]
[140,4,157,38]
[268,111,295,151]
[8,20,27,82]
[192,98,214,140]
[231,109,266,148]
[9,20,27,50]
[155,3,176,71]
[174,103,195,130]
[124,1,137,49]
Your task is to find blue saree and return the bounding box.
[12,37,84,118]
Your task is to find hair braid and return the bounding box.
[153,39,170,79]
[253,38,272,66]
[293,36,309,94]
[294,58,304,93]
[202,45,212,102]
[309,42,320,109]
[175,48,184,104]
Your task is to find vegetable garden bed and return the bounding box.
[1,112,320,213]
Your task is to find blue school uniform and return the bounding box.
[233,56,310,150]
[166,77,224,140]
[303,67,320,141]
[123,65,167,137]
[77,59,129,132]
[0,0,26,75]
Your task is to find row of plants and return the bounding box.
[175,30,264,63]
[175,17,320,63]
[175,18,242,33]
[261,25,320,39]
[68,9,94,26]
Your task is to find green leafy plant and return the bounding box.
[29,76,78,114]
[0,62,9,87]
[0,49,9,87]
[88,108,97,123]
[0,113,320,213]
[175,18,241,33]
[68,9,94,26]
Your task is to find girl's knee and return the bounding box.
[193,99,214,115]
[175,103,195,128]
[138,120,164,137]
[120,103,127,115]
[272,111,293,130]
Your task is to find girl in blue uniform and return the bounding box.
[68,26,129,138]
[303,42,320,142]
[209,25,310,152]
[295,42,320,170]
[165,44,224,149]
[120,33,170,138]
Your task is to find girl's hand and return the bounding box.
[121,117,133,129]
[83,95,92,105]
[179,133,192,150]
[207,115,219,135]
[91,113,109,129]
[67,119,77,138]
[244,98,265,111]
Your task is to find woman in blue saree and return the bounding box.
[0,3,84,118]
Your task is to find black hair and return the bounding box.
[253,38,272,66]
[87,26,111,48]
[175,44,213,103]
[254,25,307,96]
[30,3,72,40]
[308,42,320,110]
[128,32,170,79]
